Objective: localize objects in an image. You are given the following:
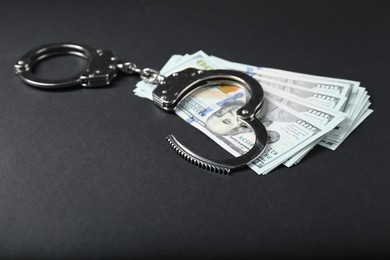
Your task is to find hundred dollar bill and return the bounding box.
[320,101,373,149]
[257,67,360,96]
[136,51,348,112]
[318,111,373,150]
[172,83,335,174]
[260,81,347,111]
[209,55,354,98]
[210,55,360,98]
[206,53,372,150]
[319,86,370,150]
[209,55,349,112]
[197,52,350,111]
[264,88,345,128]
[263,88,346,165]
[134,51,350,152]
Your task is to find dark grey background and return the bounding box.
[1,0,389,258]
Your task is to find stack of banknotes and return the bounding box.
[134,51,373,175]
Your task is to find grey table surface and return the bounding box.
[1,0,389,258]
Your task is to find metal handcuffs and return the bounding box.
[14,43,267,174]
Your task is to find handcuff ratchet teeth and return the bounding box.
[14,43,268,174]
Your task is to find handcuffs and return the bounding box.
[14,43,267,174]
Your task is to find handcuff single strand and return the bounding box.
[14,43,268,174]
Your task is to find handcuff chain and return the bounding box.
[117,62,165,84]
